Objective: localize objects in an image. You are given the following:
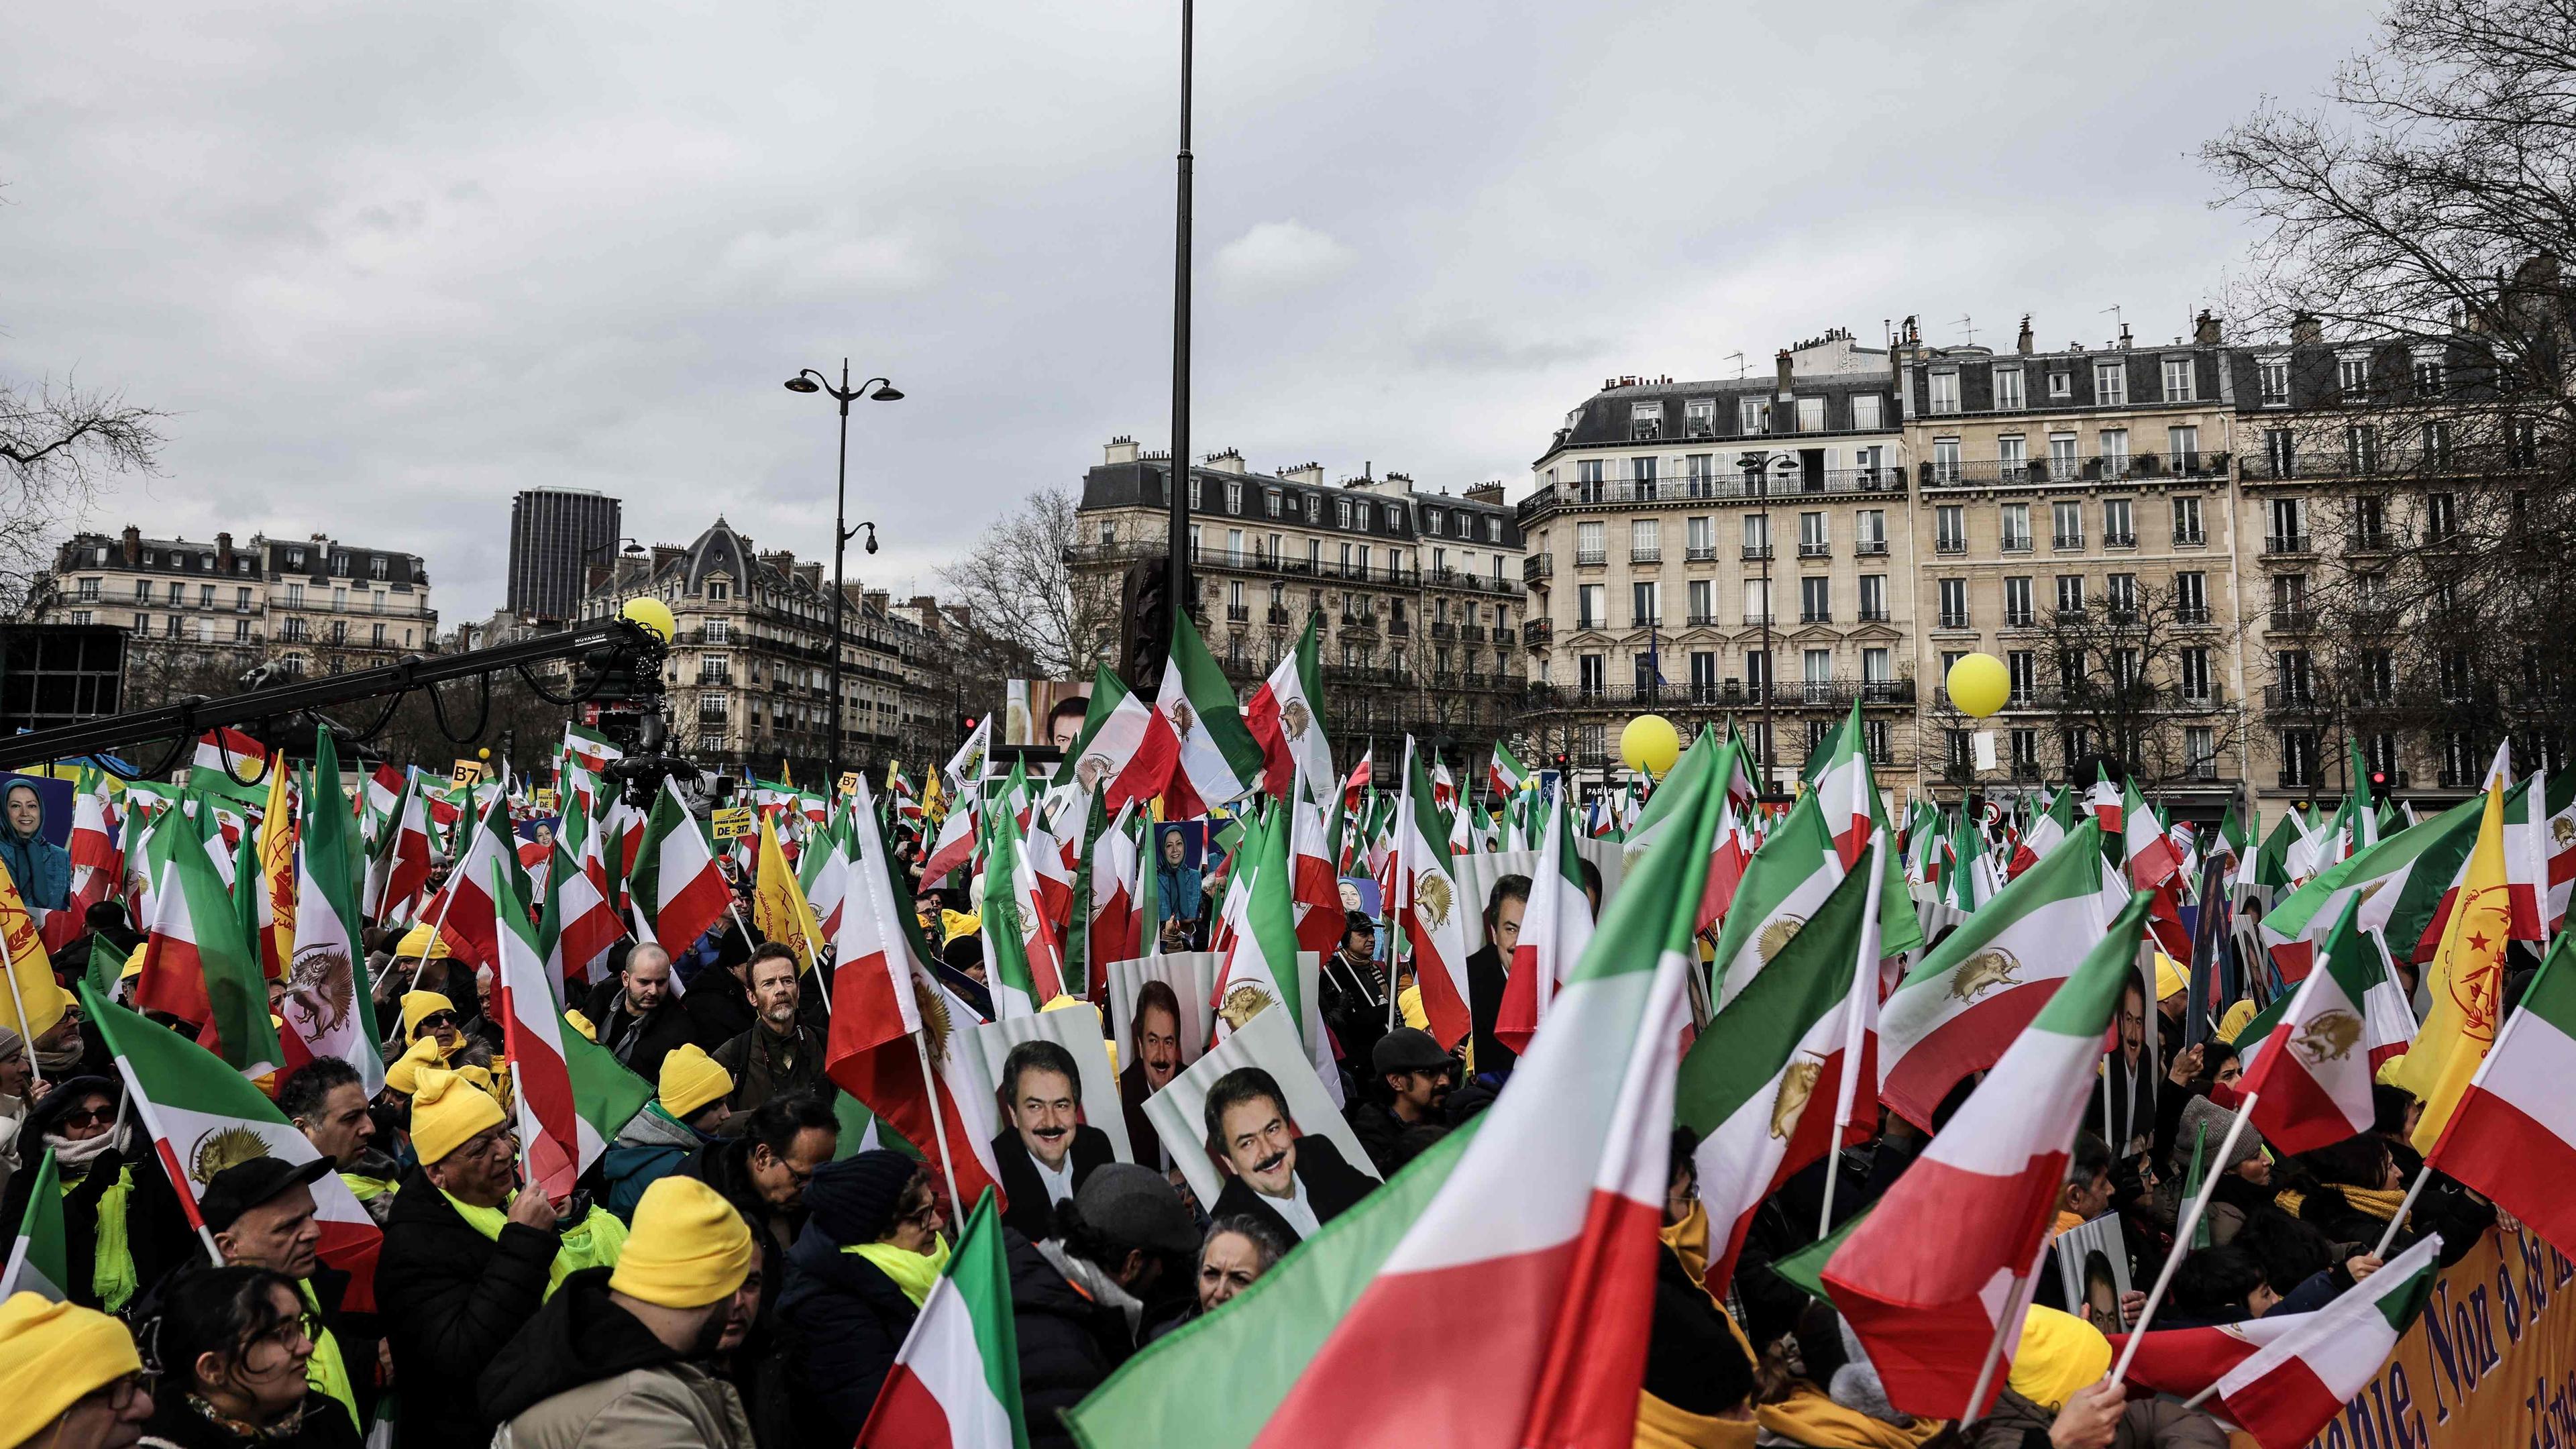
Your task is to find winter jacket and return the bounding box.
[1005,1228,1130,1449]
[1969,1387,2228,1449]
[482,1267,755,1449]
[0,1135,197,1313]
[0,783,70,910]
[1209,1134,1376,1245]
[674,1139,800,1449]
[584,978,706,1086]
[373,1168,559,1448]
[599,1104,708,1220]
[1464,944,1518,1079]
[774,1222,916,1446]
[711,1018,831,1117]
[992,1123,1116,1243]
[135,1395,362,1449]
[686,970,759,1049]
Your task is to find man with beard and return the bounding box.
[712,945,830,1118]
[991,1039,1115,1242]
[1118,981,1186,1171]
[1204,1067,1375,1244]
[1342,1028,1454,1176]
[479,1175,758,1448]
[586,943,703,1085]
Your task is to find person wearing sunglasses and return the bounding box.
[398,991,465,1063]
[0,1077,193,1316]
[0,1291,154,1449]
[132,1265,356,1448]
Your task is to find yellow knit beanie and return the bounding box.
[383,1035,445,1096]
[608,1175,755,1309]
[401,989,458,1046]
[658,1043,733,1122]
[411,1067,506,1165]
[2006,1305,2113,1412]
[396,923,451,961]
[0,1291,142,1446]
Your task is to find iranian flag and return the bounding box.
[979,798,1067,1017]
[1065,665,1179,813]
[1211,808,1340,1106]
[2426,929,2576,1257]
[84,985,382,1305]
[1085,797,1141,995]
[2263,795,2479,981]
[490,864,596,1200]
[563,722,623,775]
[1489,741,1530,801]
[541,803,623,997]
[1822,890,2155,1418]
[799,813,855,941]
[2085,767,2122,833]
[629,777,731,957]
[1708,789,1843,1010]
[1681,837,1882,1296]
[59,773,120,951]
[1,1148,66,1301]
[1243,616,1332,801]
[1393,740,1473,1050]
[1152,612,1266,815]
[2110,1234,2440,1449]
[920,781,981,887]
[289,732,384,1093]
[133,807,282,1077]
[2124,777,2182,889]
[1492,792,1593,1057]
[428,786,527,970]
[559,1008,655,1150]
[827,793,1004,1214]
[1287,794,1343,961]
[857,1187,1027,1449]
[2241,898,2383,1156]
[1876,822,2110,1130]
[1063,721,1731,1449]
[1342,746,1373,812]
[366,772,433,924]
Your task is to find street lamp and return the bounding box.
[783,359,902,786]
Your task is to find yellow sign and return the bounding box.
[534,788,560,814]
[838,771,862,800]
[450,759,486,788]
[710,806,753,841]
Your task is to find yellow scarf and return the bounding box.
[846,1235,951,1306]
[297,1279,359,1432]
[1754,1385,1944,1449]
[68,1164,140,1313]
[1635,1390,1758,1449]
[2276,1182,2410,1225]
[441,1190,630,1297]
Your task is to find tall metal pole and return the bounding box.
[1166,0,1195,635]
[829,358,853,788]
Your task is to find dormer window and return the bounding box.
[1629,401,1663,441]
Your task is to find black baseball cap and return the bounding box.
[1373,1027,1452,1077]
[199,1156,336,1233]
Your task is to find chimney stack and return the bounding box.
[1104,435,1140,465]
[2194,310,2223,345]
[2016,315,2034,355]
[2291,313,2322,345]
[121,525,140,566]
[1774,348,1794,400]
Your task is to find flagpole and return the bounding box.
[0,926,43,1089]
[1960,1232,2053,1426]
[912,1028,964,1214]
[2105,1089,2261,1386]
[1819,834,1885,1241]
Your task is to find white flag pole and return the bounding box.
[2106,1089,2261,1385]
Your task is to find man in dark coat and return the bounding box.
[1006,1226,1133,1449]
[585,942,704,1084]
[676,1092,839,1449]
[711,944,832,1119]
[1203,1066,1375,1244]
[991,1038,1116,1242]
[1116,980,1187,1171]
[1464,873,1529,1081]
[684,930,762,1049]
[1343,1028,1454,1177]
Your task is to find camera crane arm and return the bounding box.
[0,618,669,775]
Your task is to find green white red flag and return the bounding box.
[1393,739,1472,1049]
[1064,665,1178,814]
[978,782,1067,1018]
[1064,722,1730,1449]
[490,863,596,1199]
[1244,615,1332,800]
[629,776,731,957]
[2110,1234,2440,1449]
[288,729,383,1092]
[1210,806,1340,1106]
[1876,821,2110,1130]
[1708,788,1843,1010]
[0,1148,66,1302]
[1823,890,2155,1417]
[2426,929,2576,1258]
[2241,898,2385,1156]
[1492,790,1594,1057]
[540,801,623,998]
[857,1187,1028,1449]
[134,802,282,1078]
[1152,612,1267,815]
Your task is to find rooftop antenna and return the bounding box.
[1951,315,1976,346]
[1725,351,1746,380]
[2100,304,2124,329]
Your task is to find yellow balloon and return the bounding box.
[621,596,678,643]
[1946,652,2010,718]
[1619,714,1681,776]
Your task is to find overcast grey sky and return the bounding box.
[3,1,2379,625]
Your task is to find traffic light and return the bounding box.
[1553,751,1570,770]
[2369,769,2390,804]
[959,712,979,739]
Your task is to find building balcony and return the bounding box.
[2004,610,2036,629]
[2174,529,2207,547]
[1855,539,1889,557]
[1384,617,1410,637]
[1226,604,1250,622]
[1743,612,1776,627]
[1685,611,1719,627]
[1525,676,1915,712]
[1800,609,1832,625]
[1686,545,1720,562]
[2263,533,2314,556]
[2262,685,2321,716]
[1429,621,1454,640]
[1523,620,1552,649]
[2053,607,2088,624]
[1935,538,1966,555]
[1919,452,2229,488]
[1936,611,1972,629]
[1856,606,1890,622]
[1339,613,1378,633]
[2000,535,2035,554]
[2175,606,2213,625]
[2349,529,2402,553]
[1524,554,1554,585]
[1630,547,1662,564]
[1574,549,1607,568]
[2241,442,2536,484]
[1063,539,1520,596]
[2267,608,2316,633]
[1741,544,1773,562]
[2103,531,2137,549]
[1798,543,1830,559]
[2053,533,2086,551]
[1518,467,1907,522]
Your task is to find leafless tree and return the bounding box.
[936,486,1117,682]
[1,379,167,613]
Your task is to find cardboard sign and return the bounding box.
[709,806,753,841]
[534,788,560,813]
[1105,952,1222,1074]
[1141,1001,1381,1212]
[837,771,862,800]
[952,1002,1134,1165]
[450,759,485,787]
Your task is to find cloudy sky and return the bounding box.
[4,0,2379,625]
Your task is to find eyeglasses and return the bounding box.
[58,1105,116,1130]
[81,1373,147,1415]
[896,1196,945,1230]
[240,1311,323,1374]
[417,1012,458,1032]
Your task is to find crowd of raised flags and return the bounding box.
[5,602,2576,1448]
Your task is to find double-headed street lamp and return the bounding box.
[784,360,902,786]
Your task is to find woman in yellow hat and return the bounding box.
[0,1291,152,1449]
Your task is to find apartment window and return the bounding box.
[370,623,386,646]
[1937,578,1969,628]
[284,583,305,608]
[1686,515,1716,559]
[1578,654,1606,697]
[2185,727,2217,779]
[1743,579,1772,625]
[2000,503,2033,552]
[1630,401,1663,440]
[2425,492,2457,543]
[2162,358,2195,401]
[1099,519,1118,548]
[2357,648,2395,702]
[2055,574,2086,615]
[164,580,182,605]
[284,547,303,568]
[1577,584,1606,629]
[1800,576,1831,624]
[2338,353,2371,399]
[2103,498,2135,547]
[2163,425,2200,474]
[1850,394,1883,431]
[370,590,386,613]
[2004,576,2034,627]
[1739,397,1770,433]
[1630,519,1661,561]
[1928,372,1960,415]
[2258,355,2290,405]
[707,580,729,602]
[1687,578,1716,625]
[1855,509,1886,553]
[2106,572,2138,616]
[67,610,89,626]
[1684,398,1717,436]
[75,578,99,602]
[1998,435,2027,478]
[2095,361,2127,406]
[1189,476,1205,510]
[1862,647,1890,685]
[2052,500,2084,549]
[1225,528,1244,564]
[2099,427,2131,474]
[2176,571,2208,621]
[1993,368,2026,410]
[2412,353,2447,397]
[2180,646,2212,701]
[1631,581,1660,627]
[1688,651,1719,698]
[234,618,251,642]
[1795,396,1825,432]
[1306,539,1322,570]
[1335,497,1354,526]
[1935,504,1965,553]
[1574,521,1606,565]
[705,620,730,643]
[1686,454,1717,496]
[1265,489,1283,520]
[2277,649,2314,702]
[2256,427,2296,480]
[1743,514,1770,555]
[134,612,150,632]
[2008,650,2037,702]
[2421,421,2454,468]
[1858,574,1887,621]
[2047,369,2071,399]
[1355,543,1372,572]
[1799,511,1828,555]
[2047,433,2078,481]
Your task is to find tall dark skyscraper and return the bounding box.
[507,488,622,623]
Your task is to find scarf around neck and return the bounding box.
[845,1234,951,1307]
